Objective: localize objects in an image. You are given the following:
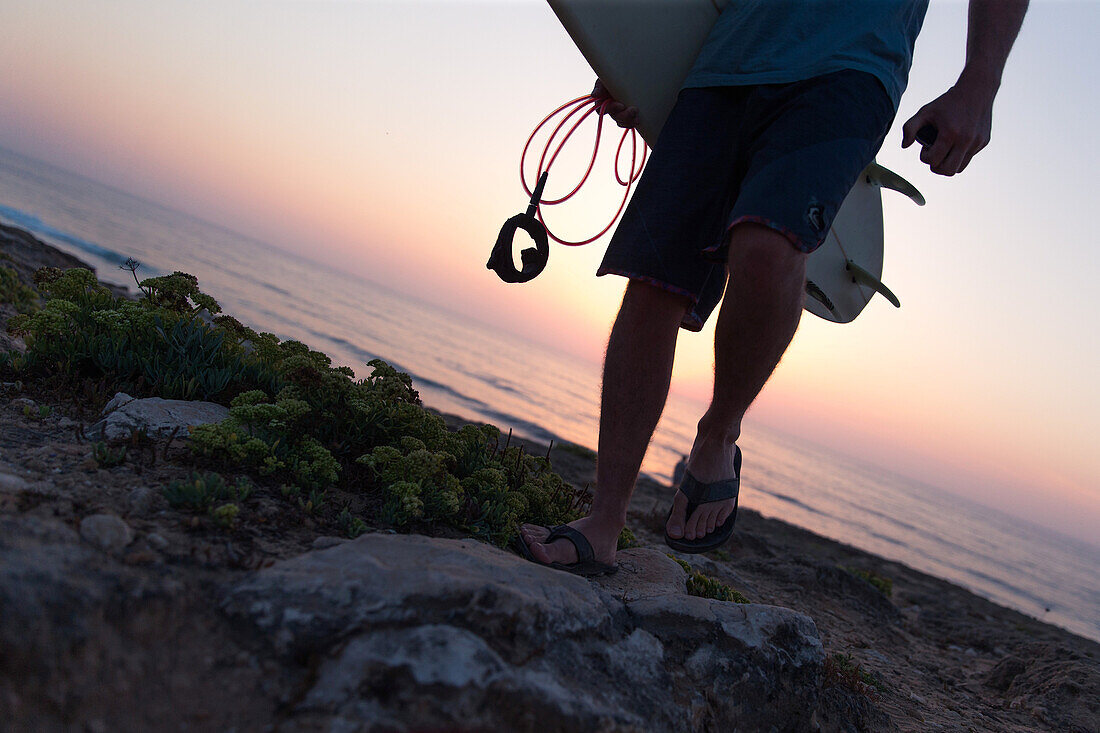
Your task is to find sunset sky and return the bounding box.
[1,0,1097,545]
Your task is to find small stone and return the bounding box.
[146,533,169,550]
[311,536,347,550]
[0,472,29,493]
[79,514,134,553]
[864,649,890,664]
[57,416,78,429]
[127,486,161,515]
[10,397,35,411]
[964,647,978,657]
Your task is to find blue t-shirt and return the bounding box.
[683,0,930,109]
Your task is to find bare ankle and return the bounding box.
[694,417,741,447]
[586,507,627,534]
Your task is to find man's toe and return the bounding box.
[667,518,684,539]
[530,541,553,564]
[533,537,579,565]
[520,524,549,545]
[717,502,734,524]
[666,493,687,538]
[684,507,705,540]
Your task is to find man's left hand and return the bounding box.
[902,78,996,176]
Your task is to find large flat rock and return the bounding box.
[223,533,619,658]
[88,392,228,442]
[224,534,824,732]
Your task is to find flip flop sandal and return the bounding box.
[514,524,618,577]
[664,445,741,554]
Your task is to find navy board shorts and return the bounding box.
[597,69,896,331]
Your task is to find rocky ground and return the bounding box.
[2,225,1098,731]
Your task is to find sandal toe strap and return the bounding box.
[680,446,742,505]
[545,525,595,563]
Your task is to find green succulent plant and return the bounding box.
[842,566,893,597]
[91,441,127,467]
[9,267,280,401]
[669,554,750,603]
[15,263,591,548]
[0,265,38,311]
[210,502,240,529]
[162,470,250,511]
[338,508,369,539]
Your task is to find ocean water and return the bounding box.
[1,146,1097,643]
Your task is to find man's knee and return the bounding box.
[726,223,807,283]
[621,279,691,321]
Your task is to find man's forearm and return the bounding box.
[959,0,1029,93]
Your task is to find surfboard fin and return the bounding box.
[865,163,925,206]
[846,261,900,308]
[805,280,838,315]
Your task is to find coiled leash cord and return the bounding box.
[487,93,648,283]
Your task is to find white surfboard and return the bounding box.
[806,163,924,322]
[547,0,924,323]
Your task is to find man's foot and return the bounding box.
[519,516,620,567]
[666,438,739,541]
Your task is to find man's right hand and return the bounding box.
[592,80,638,129]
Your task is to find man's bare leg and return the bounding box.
[520,280,688,565]
[667,223,807,541]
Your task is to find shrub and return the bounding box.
[137,270,221,314]
[686,572,750,603]
[189,388,341,493]
[211,502,240,528]
[0,265,37,311]
[843,566,893,597]
[9,267,280,401]
[91,441,127,467]
[357,426,588,546]
[162,471,250,511]
[823,652,887,696]
[669,553,750,603]
[338,508,368,539]
[16,264,591,548]
[617,527,637,549]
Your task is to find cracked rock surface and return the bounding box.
[223,534,824,732]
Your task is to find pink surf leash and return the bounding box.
[488,93,647,284]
